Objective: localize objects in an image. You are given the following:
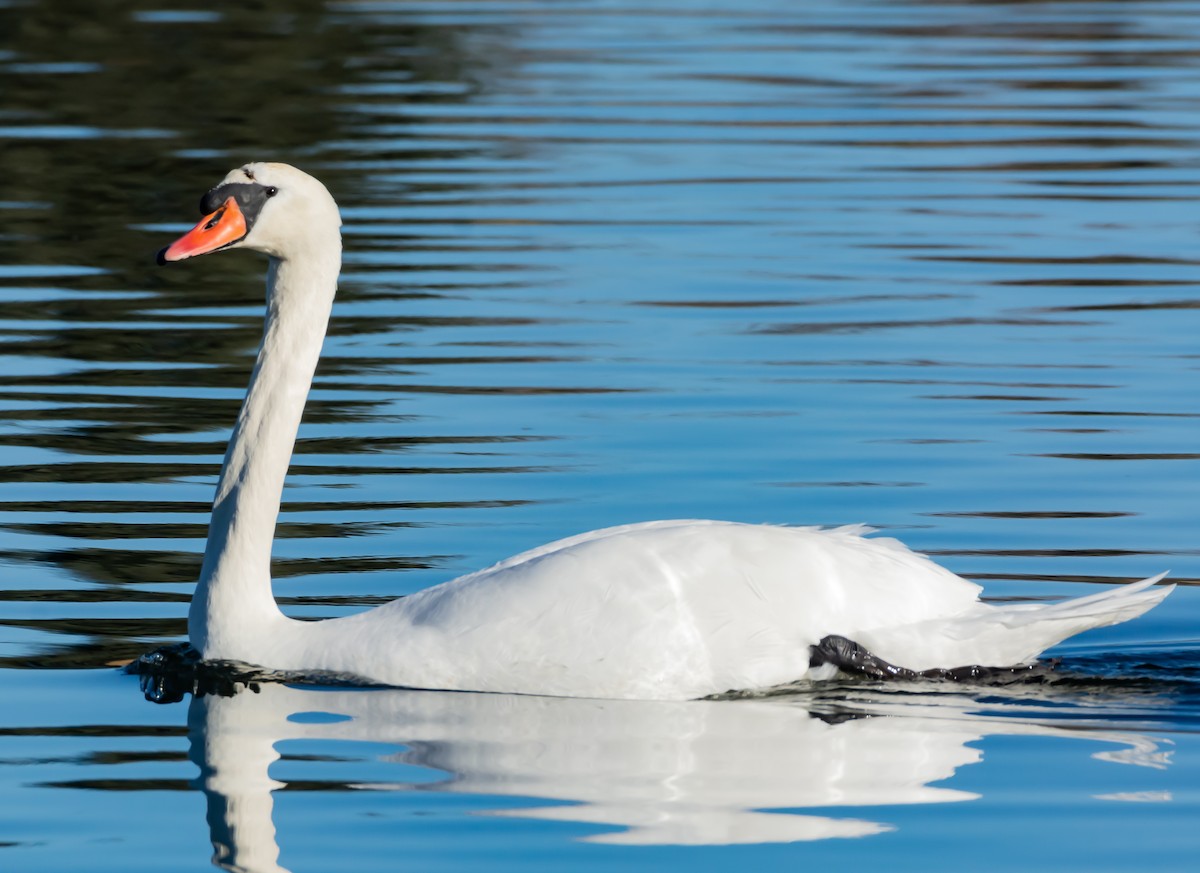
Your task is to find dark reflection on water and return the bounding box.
[1,0,1199,869]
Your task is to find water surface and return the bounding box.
[0,0,1198,870]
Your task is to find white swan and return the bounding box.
[157,162,1173,700]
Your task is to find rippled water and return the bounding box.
[1,0,1198,870]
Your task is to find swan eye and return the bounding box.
[265,186,278,197]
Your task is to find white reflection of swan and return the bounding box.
[187,683,1170,871]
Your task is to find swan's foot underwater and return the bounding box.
[808,634,1057,682]
[128,643,250,703]
[130,636,1058,705]
[129,644,386,703]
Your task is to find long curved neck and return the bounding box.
[190,242,341,658]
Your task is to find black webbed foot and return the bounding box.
[809,634,1057,683]
[809,634,922,680]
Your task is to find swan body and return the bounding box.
[159,162,1173,700]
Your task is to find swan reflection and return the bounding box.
[184,681,1170,870]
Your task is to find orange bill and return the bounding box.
[158,197,248,264]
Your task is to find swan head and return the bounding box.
[157,162,341,265]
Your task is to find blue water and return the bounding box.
[1,0,1198,870]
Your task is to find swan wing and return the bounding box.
[365,521,982,698]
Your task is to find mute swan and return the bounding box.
[157,162,1173,700]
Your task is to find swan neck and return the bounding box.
[190,242,341,656]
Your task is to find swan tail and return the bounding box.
[994,572,1172,629]
[858,573,1174,671]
